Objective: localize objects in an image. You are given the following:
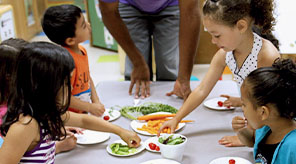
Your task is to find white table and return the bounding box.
[55,81,253,164]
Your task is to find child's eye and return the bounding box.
[214,35,220,38]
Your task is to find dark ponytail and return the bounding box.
[250,0,276,34]
[245,59,296,119]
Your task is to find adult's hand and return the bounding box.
[129,64,150,99]
[166,79,191,100]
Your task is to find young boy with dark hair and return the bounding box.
[42,4,105,117]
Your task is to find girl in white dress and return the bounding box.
[158,0,280,147]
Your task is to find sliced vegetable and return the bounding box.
[108,108,114,117]
[229,159,236,164]
[110,143,137,155]
[103,115,110,121]
[155,146,160,151]
[149,143,156,150]
[217,101,223,107]
[137,114,176,121]
[158,135,186,145]
[118,102,178,120]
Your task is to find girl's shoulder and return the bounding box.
[208,48,228,69]
[13,115,39,134]
[258,38,280,67]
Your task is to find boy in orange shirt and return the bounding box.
[42,4,105,116]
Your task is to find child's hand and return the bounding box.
[55,132,77,154]
[220,95,242,107]
[65,126,84,135]
[157,118,179,136]
[119,129,141,148]
[232,116,247,132]
[89,102,105,117]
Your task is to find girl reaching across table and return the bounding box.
[0,42,141,163]
[158,0,280,147]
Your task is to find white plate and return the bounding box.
[203,97,235,110]
[106,139,145,157]
[75,130,110,144]
[144,137,160,153]
[130,120,185,136]
[209,157,252,164]
[102,108,121,121]
[140,159,181,164]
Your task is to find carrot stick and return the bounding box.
[137,114,176,121]
[179,120,195,123]
[151,118,194,123]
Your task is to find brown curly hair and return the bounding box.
[203,0,276,36]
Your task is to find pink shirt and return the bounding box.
[0,105,7,125]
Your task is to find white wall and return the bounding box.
[274,0,296,54]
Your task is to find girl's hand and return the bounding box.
[89,102,105,117]
[157,118,179,136]
[220,95,242,107]
[55,134,77,154]
[119,129,141,148]
[65,126,84,135]
[232,116,247,132]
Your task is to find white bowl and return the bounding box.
[158,134,187,162]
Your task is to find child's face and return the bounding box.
[74,13,91,43]
[203,16,242,52]
[241,83,264,129]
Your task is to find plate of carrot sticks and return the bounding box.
[130,112,193,136]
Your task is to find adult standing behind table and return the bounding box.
[99,0,201,100]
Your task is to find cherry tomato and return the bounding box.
[155,146,160,151]
[217,101,223,107]
[229,159,236,164]
[103,115,110,121]
[149,143,156,150]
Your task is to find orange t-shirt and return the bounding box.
[64,45,90,113]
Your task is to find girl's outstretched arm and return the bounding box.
[158,49,227,135]
[62,112,141,148]
[0,115,39,164]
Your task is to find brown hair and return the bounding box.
[203,0,278,48]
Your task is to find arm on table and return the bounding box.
[69,96,104,117]
[99,0,150,98]
[160,50,226,135]
[167,0,201,100]
[62,111,141,147]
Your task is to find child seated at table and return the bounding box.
[42,4,105,117]
[0,42,141,163]
[158,0,280,147]
[0,38,82,154]
[234,58,296,163]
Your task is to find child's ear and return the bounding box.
[236,19,248,34]
[65,37,76,46]
[258,106,270,121]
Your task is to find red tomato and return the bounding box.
[229,159,236,164]
[155,146,160,151]
[103,115,110,121]
[149,143,156,150]
[217,101,223,107]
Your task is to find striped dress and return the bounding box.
[20,128,56,164]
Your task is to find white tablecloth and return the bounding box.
[55,81,253,164]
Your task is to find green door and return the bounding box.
[87,0,118,51]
